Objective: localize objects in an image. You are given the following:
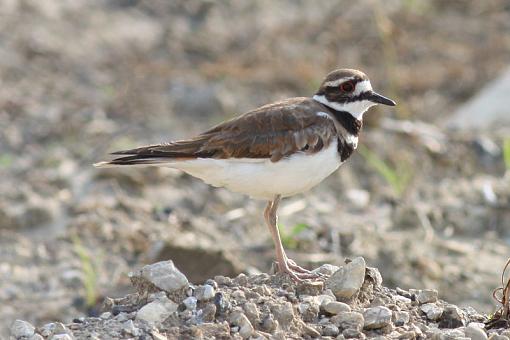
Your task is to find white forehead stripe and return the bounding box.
[323,77,355,87]
[354,80,372,95]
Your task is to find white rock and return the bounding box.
[100,312,112,319]
[312,263,340,276]
[136,296,178,325]
[49,335,73,340]
[11,320,35,338]
[29,334,44,340]
[122,320,140,336]
[420,303,443,321]
[393,311,410,326]
[465,324,488,340]
[131,260,189,294]
[323,301,351,315]
[229,311,254,339]
[195,284,215,301]
[326,257,366,300]
[417,289,438,304]
[183,296,198,310]
[363,306,392,329]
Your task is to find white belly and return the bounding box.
[167,139,342,200]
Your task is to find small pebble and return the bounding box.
[363,306,392,329]
[417,289,438,304]
[331,312,364,331]
[11,320,35,338]
[195,284,215,301]
[323,301,351,315]
[100,312,111,319]
[465,324,488,340]
[322,324,340,337]
[326,257,366,300]
[420,303,443,321]
[393,311,410,326]
[183,296,198,310]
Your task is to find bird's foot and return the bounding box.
[275,259,322,282]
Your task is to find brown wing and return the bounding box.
[103,98,338,165]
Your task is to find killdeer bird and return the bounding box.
[95,69,396,281]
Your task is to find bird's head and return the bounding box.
[313,69,396,120]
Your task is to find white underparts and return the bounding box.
[163,139,343,200]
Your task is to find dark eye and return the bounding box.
[340,81,355,93]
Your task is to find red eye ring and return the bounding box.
[340,81,355,93]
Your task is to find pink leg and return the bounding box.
[264,195,320,281]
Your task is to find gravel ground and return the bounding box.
[1,0,510,338]
[9,259,506,339]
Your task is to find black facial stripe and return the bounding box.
[322,90,372,104]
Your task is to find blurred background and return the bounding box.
[0,0,509,337]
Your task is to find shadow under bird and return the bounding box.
[95,68,396,281]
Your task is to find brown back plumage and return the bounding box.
[103,97,338,165]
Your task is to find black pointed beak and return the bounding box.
[367,91,396,106]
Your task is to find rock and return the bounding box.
[229,310,254,339]
[49,335,73,340]
[417,289,438,304]
[243,302,260,325]
[326,257,366,300]
[312,263,340,276]
[298,320,321,338]
[29,335,44,340]
[261,314,279,333]
[323,301,351,315]
[331,312,364,331]
[420,303,443,321]
[322,324,340,337]
[298,299,320,323]
[100,312,112,319]
[296,280,324,296]
[136,295,178,325]
[214,275,233,286]
[489,335,510,340]
[233,273,249,286]
[465,324,488,340]
[183,296,198,310]
[438,305,466,328]
[214,292,230,315]
[122,320,140,336]
[342,328,364,339]
[200,303,217,322]
[363,306,392,330]
[39,323,57,337]
[431,328,466,340]
[393,311,410,326]
[11,320,35,338]
[271,302,295,329]
[130,260,189,296]
[195,284,215,301]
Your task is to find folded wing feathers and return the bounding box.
[95,99,338,167]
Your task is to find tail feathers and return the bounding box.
[94,140,209,168]
[94,154,191,168]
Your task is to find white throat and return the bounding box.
[312,94,376,120]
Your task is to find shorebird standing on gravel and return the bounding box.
[95,69,396,281]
